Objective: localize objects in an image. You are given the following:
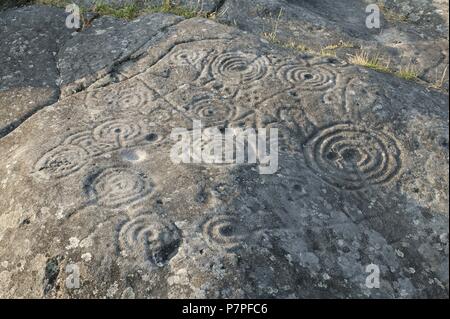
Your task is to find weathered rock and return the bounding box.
[0,0,32,11]
[0,5,448,299]
[2,1,447,88]
[72,0,138,7]
[217,0,449,90]
[69,0,223,12]
[146,0,223,12]
[0,5,71,137]
[58,13,184,96]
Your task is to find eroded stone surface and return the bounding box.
[70,0,222,12]
[0,6,449,299]
[218,0,449,90]
[0,5,71,137]
[146,0,223,12]
[58,13,184,96]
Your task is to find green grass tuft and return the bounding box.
[349,51,391,73]
[395,67,419,81]
[350,51,423,82]
[93,2,139,20]
[33,0,215,21]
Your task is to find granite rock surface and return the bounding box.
[0,3,448,298]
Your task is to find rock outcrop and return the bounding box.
[0,3,448,298]
[217,0,449,89]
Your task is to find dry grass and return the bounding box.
[322,41,356,51]
[395,65,419,81]
[34,0,70,7]
[262,8,284,43]
[263,30,357,59]
[349,51,422,82]
[143,0,205,19]
[377,2,409,23]
[33,0,217,21]
[349,51,391,73]
[281,41,310,52]
[430,65,449,90]
[93,2,140,20]
[320,41,357,57]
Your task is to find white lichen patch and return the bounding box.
[65,237,80,250]
[81,253,92,262]
[106,282,119,298]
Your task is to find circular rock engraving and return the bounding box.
[119,214,181,267]
[304,123,401,190]
[91,167,153,208]
[35,145,88,179]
